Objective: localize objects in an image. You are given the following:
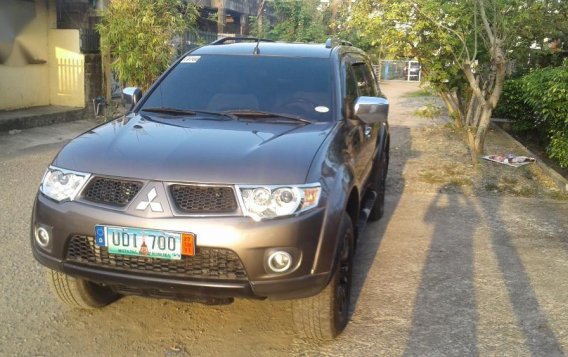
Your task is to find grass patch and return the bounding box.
[442,164,464,176]
[419,171,446,184]
[500,176,518,185]
[419,164,473,187]
[484,177,537,197]
[405,88,435,97]
[448,177,474,186]
[414,104,442,119]
[515,186,536,197]
[546,190,568,200]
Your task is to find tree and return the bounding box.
[97,0,198,91]
[251,0,331,42]
[348,0,566,160]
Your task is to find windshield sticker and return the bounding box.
[181,56,201,64]
[315,106,329,113]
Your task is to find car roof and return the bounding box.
[191,42,334,59]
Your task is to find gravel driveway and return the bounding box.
[0,82,567,356]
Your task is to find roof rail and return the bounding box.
[210,37,275,45]
[324,38,353,48]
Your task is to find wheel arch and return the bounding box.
[345,187,360,239]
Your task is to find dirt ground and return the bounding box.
[384,83,567,200]
[1,81,567,356]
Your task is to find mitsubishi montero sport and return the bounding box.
[31,38,389,340]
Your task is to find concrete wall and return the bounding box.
[0,0,52,110]
[0,0,85,110]
[48,29,85,107]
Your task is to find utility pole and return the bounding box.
[99,0,112,103]
[216,0,226,35]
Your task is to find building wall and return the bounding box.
[0,0,52,110]
[0,0,85,110]
[48,29,85,107]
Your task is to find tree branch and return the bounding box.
[488,61,506,108]
[412,3,471,60]
[477,0,495,46]
[463,62,487,106]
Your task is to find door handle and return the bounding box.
[364,125,372,139]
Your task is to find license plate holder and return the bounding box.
[95,225,195,260]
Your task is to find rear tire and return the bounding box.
[368,145,389,222]
[46,269,119,309]
[292,213,354,340]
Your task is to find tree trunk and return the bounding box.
[439,90,462,127]
[256,0,266,35]
[466,127,477,164]
[461,53,506,163]
[473,106,493,155]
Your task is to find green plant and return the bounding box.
[251,0,330,42]
[523,66,568,167]
[97,0,198,91]
[405,88,435,97]
[549,132,568,167]
[497,65,568,167]
[494,79,535,131]
[347,0,568,161]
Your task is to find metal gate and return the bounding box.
[373,60,421,81]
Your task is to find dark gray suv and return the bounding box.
[31,38,389,340]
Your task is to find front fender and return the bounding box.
[304,121,359,277]
[310,164,355,276]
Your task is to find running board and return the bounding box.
[356,189,377,233]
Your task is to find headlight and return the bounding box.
[40,166,90,202]
[238,184,321,221]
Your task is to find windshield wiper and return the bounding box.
[141,107,236,120]
[223,110,312,124]
[141,107,197,116]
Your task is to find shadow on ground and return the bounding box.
[403,188,564,355]
[350,125,411,317]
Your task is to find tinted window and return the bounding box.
[344,65,358,109]
[352,62,376,97]
[142,55,333,121]
[365,63,379,96]
[345,66,357,98]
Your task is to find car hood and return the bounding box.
[53,114,336,185]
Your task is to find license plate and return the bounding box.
[95,225,195,260]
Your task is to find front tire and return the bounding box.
[46,269,119,309]
[292,213,354,340]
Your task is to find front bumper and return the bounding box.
[31,193,339,300]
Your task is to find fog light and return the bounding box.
[35,227,50,248]
[267,251,292,273]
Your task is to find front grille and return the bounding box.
[65,235,247,280]
[82,177,143,207]
[170,185,238,214]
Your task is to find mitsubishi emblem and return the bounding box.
[135,188,163,212]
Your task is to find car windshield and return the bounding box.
[141,54,333,122]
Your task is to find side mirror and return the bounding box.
[354,96,389,124]
[122,87,142,111]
